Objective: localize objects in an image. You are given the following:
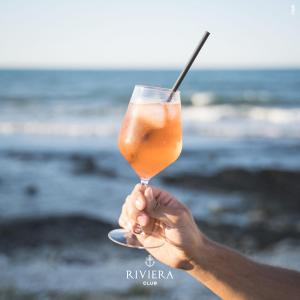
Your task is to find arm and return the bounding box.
[188,237,300,300]
[119,184,300,300]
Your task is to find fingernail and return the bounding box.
[137,214,147,226]
[135,198,143,210]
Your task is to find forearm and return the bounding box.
[187,237,300,300]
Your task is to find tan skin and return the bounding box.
[119,184,300,300]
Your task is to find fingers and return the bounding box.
[144,186,173,216]
[144,186,190,227]
[126,191,148,225]
[118,185,150,232]
[118,183,189,234]
[132,184,147,210]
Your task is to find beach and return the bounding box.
[0,69,300,299]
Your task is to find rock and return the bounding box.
[195,219,300,253]
[24,184,38,196]
[163,168,300,194]
[72,155,116,178]
[73,156,98,173]
[0,215,114,254]
[162,168,300,211]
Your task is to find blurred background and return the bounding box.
[0,1,300,299]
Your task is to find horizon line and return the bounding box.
[0,65,300,71]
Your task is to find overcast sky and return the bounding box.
[0,0,299,69]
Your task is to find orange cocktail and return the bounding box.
[109,85,182,249]
[119,101,182,180]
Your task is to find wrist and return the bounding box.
[187,232,216,274]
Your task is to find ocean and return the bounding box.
[0,69,300,299]
[1,69,300,139]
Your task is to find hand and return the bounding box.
[121,185,300,300]
[118,184,206,270]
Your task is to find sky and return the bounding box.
[0,0,299,69]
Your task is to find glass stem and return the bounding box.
[140,178,149,186]
[134,178,150,235]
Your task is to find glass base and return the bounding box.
[108,228,164,249]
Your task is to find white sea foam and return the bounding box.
[0,121,119,137]
[191,92,215,106]
[247,107,300,124]
[0,104,299,139]
[184,105,300,124]
[183,105,300,138]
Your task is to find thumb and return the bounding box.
[144,186,188,227]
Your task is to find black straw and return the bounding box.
[167,31,210,102]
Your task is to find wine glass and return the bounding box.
[108,85,182,248]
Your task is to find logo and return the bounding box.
[145,255,155,267]
[125,255,173,286]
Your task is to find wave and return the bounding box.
[1,107,300,139]
[183,105,300,138]
[0,100,300,138]
[189,91,299,107]
[0,121,119,137]
[183,105,300,124]
[184,105,300,123]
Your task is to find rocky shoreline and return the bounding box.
[162,168,300,205]
[0,215,113,255]
[1,150,300,256]
[162,167,300,252]
[1,213,299,256]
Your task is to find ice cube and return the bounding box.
[131,103,166,129]
[166,103,179,120]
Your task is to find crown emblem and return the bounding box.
[145,255,155,268]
